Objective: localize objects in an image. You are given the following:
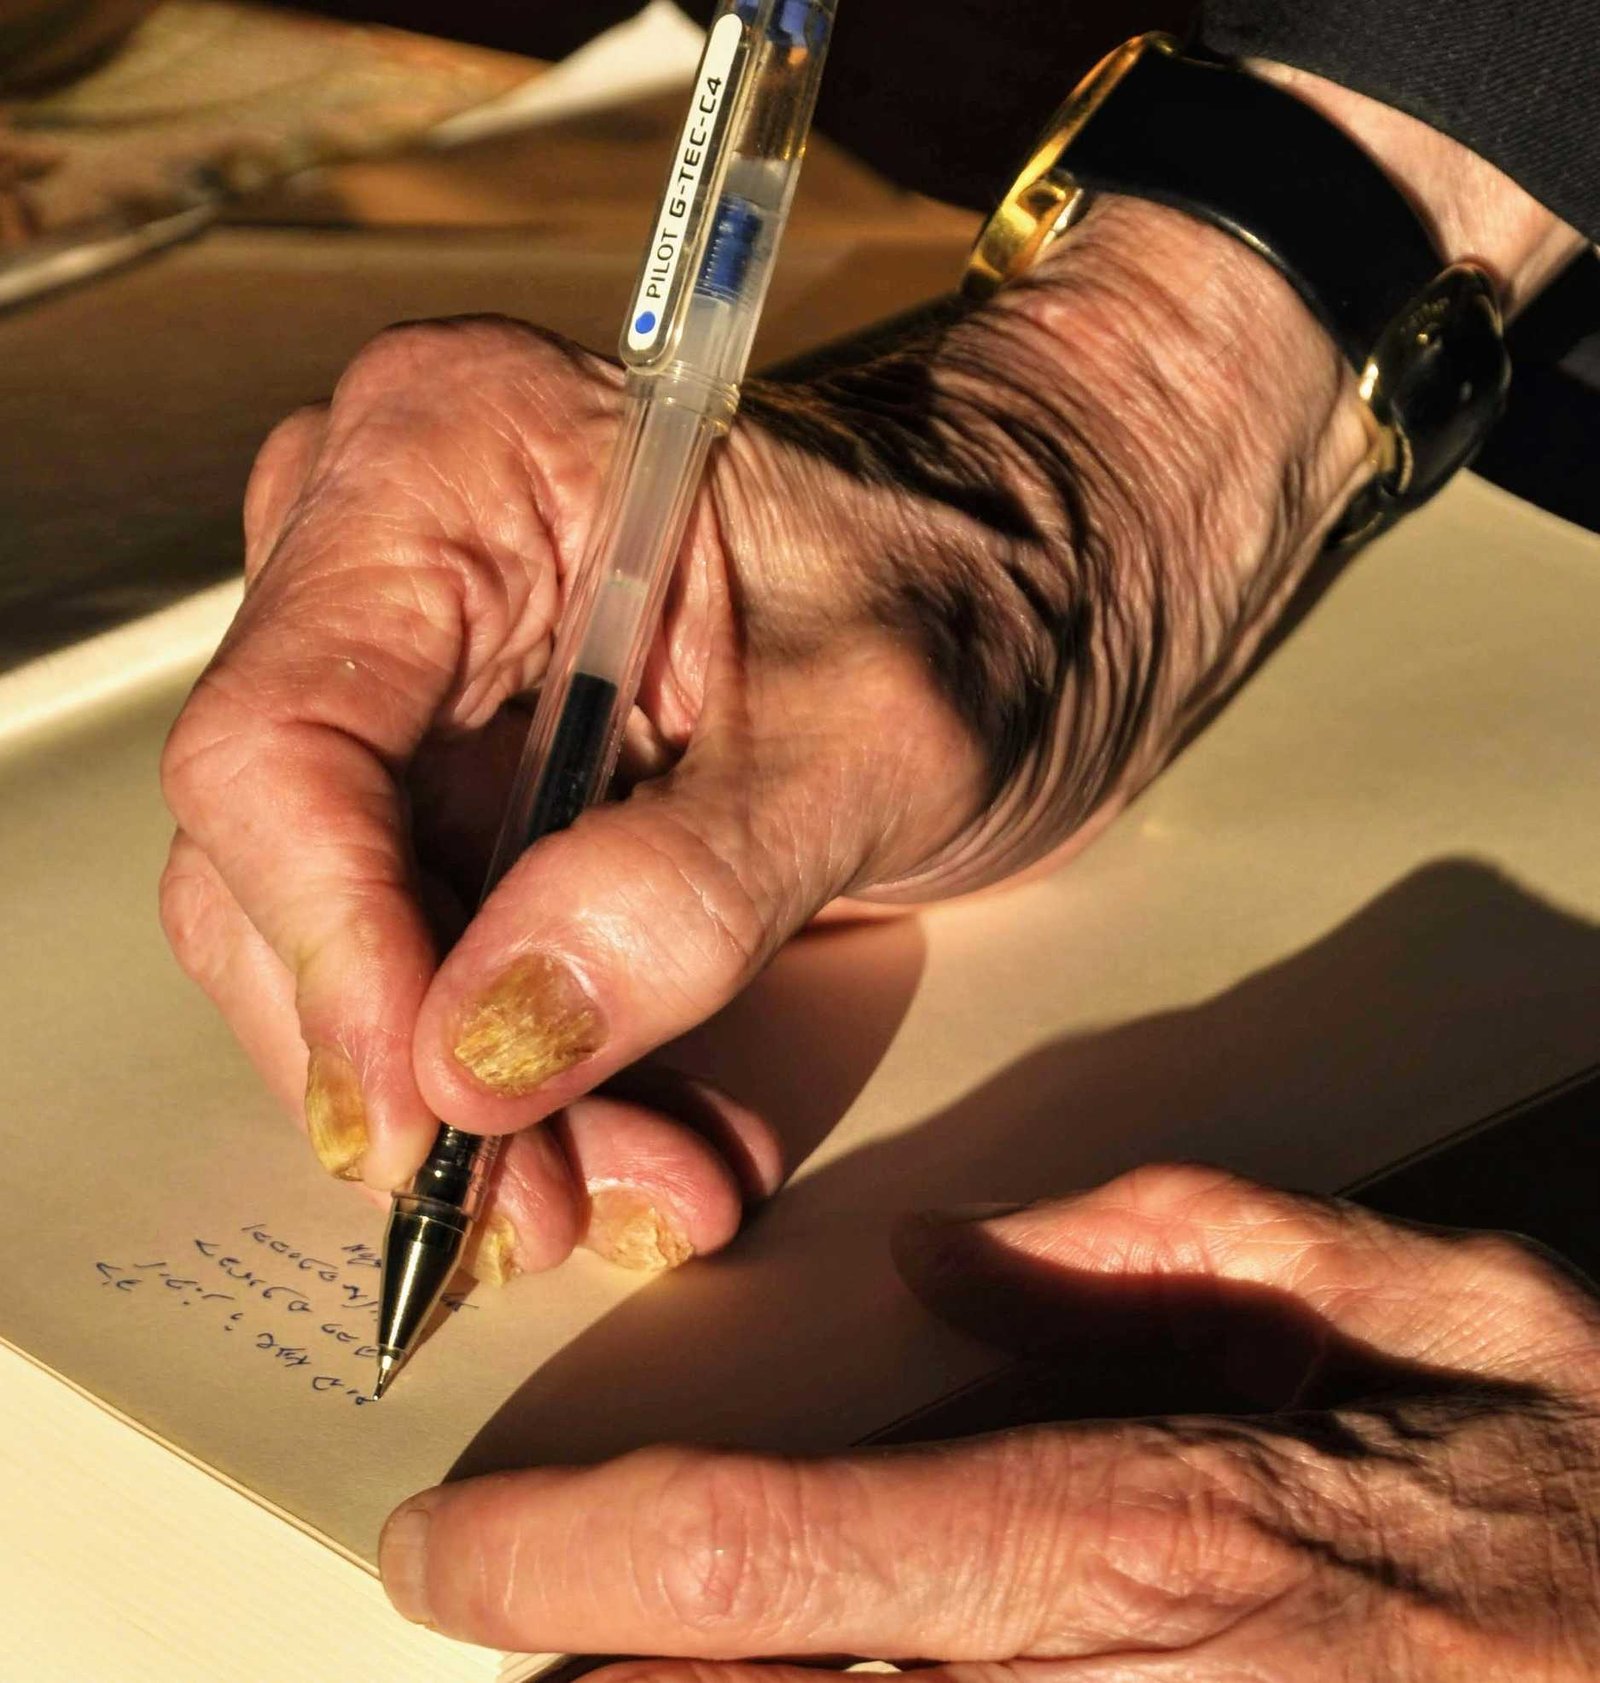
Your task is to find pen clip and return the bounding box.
[621,8,755,371]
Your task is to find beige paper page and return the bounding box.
[0,1343,494,1683]
[1,474,1597,1569]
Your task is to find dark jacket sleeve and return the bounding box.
[668,0,1194,214]
[676,0,1599,242]
[1198,0,1599,240]
[293,0,1596,239]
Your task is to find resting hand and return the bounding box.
[380,1162,1600,1680]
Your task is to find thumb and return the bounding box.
[412,753,815,1135]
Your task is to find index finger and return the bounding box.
[160,320,586,1189]
[378,1428,1309,1659]
[161,551,463,1187]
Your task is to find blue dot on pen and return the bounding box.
[635,311,657,335]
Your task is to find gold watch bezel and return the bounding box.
[963,32,1181,300]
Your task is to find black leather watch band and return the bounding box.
[964,35,1511,542]
[1061,48,1439,375]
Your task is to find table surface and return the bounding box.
[0,80,973,671]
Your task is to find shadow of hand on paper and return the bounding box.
[663,911,934,1183]
[449,858,1600,1481]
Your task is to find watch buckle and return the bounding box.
[1336,263,1510,545]
[964,32,1180,299]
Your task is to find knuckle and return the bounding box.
[641,1447,814,1642]
[337,315,558,409]
[160,676,256,829]
[343,318,480,392]
[1448,1228,1577,1324]
[159,692,223,824]
[1448,1230,1600,1377]
[1104,1161,1260,1223]
[1076,1427,1307,1645]
[250,404,323,486]
[1453,1228,1561,1288]
[1101,1161,1359,1261]
[244,404,326,561]
[157,844,213,979]
[952,1430,1088,1652]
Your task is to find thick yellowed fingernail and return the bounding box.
[466,1214,521,1287]
[305,1047,369,1182]
[452,953,602,1097]
[585,1188,694,1272]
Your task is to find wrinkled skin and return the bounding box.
[380,1163,1600,1681]
[158,58,1582,1260]
[159,196,1367,1257]
[157,58,1594,1676]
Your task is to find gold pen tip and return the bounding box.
[372,1351,402,1402]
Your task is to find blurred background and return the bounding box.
[2,0,1594,676]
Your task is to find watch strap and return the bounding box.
[964,35,1512,542]
[1060,47,1442,374]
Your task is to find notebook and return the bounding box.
[3,474,1599,1682]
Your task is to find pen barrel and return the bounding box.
[622,0,835,382]
[400,388,716,1255]
[483,376,721,887]
[378,1,839,1395]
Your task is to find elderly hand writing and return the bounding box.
[158,176,1371,1271]
[158,59,1577,1276]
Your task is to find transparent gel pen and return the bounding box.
[374,0,838,1399]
